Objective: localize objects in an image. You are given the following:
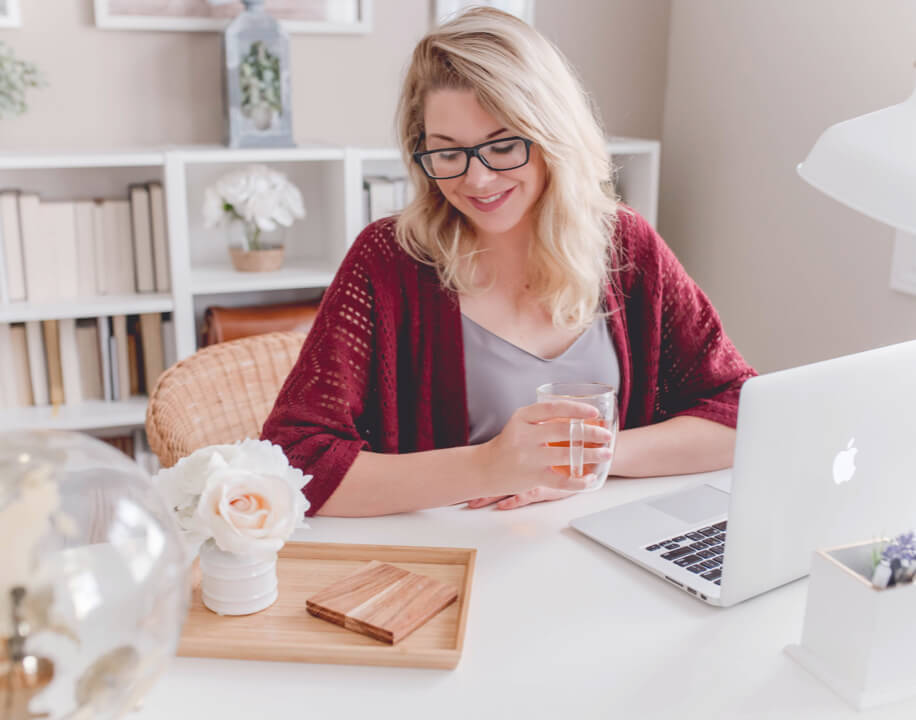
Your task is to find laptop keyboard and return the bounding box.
[644,521,727,585]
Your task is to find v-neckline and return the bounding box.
[459,312,595,362]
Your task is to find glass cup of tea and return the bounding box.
[535,382,619,492]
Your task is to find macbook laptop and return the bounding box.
[570,339,916,607]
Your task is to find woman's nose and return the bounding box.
[462,155,498,188]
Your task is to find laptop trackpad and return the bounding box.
[647,484,729,525]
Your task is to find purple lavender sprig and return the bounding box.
[881,531,916,564]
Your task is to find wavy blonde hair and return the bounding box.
[394,7,619,330]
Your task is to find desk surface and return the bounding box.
[137,471,914,719]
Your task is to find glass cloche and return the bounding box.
[0,430,189,720]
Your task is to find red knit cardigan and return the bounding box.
[261,209,757,515]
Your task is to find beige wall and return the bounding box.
[0,0,670,150]
[660,0,916,373]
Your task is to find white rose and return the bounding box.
[196,466,306,556]
[202,187,225,229]
[153,439,309,556]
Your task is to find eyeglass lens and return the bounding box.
[420,138,528,178]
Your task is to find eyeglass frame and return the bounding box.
[411,134,534,180]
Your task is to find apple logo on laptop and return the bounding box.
[832,438,858,485]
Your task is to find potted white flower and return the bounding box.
[153,439,311,616]
[202,164,306,272]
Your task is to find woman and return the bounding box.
[261,8,755,517]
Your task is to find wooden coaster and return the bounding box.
[306,560,459,645]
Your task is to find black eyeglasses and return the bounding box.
[412,135,533,180]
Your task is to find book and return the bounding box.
[73,201,98,298]
[102,200,136,295]
[58,317,82,405]
[139,312,165,393]
[127,318,140,396]
[43,202,79,300]
[109,334,120,402]
[76,320,103,401]
[24,320,48,405]
[148,182,170,292]
[0,324,17,408]
[161,316,177,369]
[0,191,26,302]
[10,324,33,406]
[42,319,65,406]
[129,185,155,293]
[92,201,107,295]
[97,316,113,402]
[363,176,401,223]
[112,314,130,400]
[18,193,57,302]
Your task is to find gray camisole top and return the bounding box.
[461,314,620,445]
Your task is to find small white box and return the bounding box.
[786,540,916,710]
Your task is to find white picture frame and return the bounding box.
[94,0,372,34]
[0,0,22,28]
[434,0,534,26]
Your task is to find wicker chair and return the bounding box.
[146,331,306,468]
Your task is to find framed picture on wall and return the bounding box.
[94,0,372,34]
[434,0,534,26]
[0,0,22,28]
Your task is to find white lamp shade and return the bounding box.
[797,84,916,234]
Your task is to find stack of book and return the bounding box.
[363,175,410,223]
[0,312,176,410]
[0,182,170,303]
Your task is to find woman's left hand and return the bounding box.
[466,486,576,510]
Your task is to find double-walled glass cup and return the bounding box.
[536,382,619,492]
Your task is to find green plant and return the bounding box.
[0,41,45,119]
[239,41,282,115]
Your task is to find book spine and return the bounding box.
[97,316,113,402]
[129,185,155,293]
[74,201,98,299]
[42,319,65,406]
[19,193,57,302]
[24,320,49,405]
[148,182,171,292]
[0,191,25,301]
[58,317,82,405]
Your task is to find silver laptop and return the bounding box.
[570,340,916,607]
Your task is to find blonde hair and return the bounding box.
[394,7,619,330]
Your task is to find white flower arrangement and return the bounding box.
[202,164,305,251]
[0,41,45,120]
[153,439,310,558]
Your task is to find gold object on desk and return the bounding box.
[1,587,55,720]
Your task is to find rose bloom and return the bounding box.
[153,439,309,557]
[196,466,306,556]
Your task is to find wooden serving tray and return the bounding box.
[178,542,476,669]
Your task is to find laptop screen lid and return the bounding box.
[719,339,916,606]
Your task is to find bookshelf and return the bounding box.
[0,138,660,433]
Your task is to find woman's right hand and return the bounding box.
[474,400,614,497]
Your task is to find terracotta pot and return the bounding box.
[229,245,285,272]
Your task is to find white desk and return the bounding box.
[137,471,915,719]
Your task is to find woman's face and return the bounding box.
[422,88,547,238]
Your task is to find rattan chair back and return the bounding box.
[146,331,306,468]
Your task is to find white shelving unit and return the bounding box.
[0,137,659,433]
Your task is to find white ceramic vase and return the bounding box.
[198,538,278,616]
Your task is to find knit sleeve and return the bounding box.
[260,222,390,515]
[625,212,756,428]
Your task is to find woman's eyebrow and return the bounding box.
[428,127,509,143]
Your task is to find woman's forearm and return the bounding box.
[611,416,735,478]
[317,444,491,517]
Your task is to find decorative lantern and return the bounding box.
[221,0,295,148]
